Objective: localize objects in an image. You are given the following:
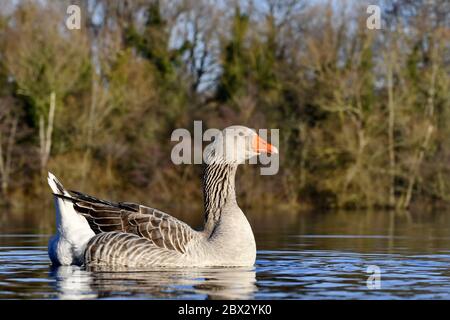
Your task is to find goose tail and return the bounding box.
[47,172,70,197]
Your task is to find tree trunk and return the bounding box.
[400,53,437,209]
[0,117,18,196]
[402,124,434,209]
[386,57,396,208]
[39,92,56,176]
[81,70,98,188]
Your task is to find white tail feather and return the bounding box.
[47,171,69,196]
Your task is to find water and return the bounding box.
[1,210,450,299]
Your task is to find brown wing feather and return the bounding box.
[64,190,198,254]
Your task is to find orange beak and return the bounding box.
[252,135,278,154]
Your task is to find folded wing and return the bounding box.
[61,190,199,254]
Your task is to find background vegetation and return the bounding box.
[0,0,449,229]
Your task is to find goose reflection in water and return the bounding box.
[50,265,256,300]
[50,265,97,299]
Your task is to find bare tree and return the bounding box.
[38,92,56,175]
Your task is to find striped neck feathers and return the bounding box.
[202,162,238,234]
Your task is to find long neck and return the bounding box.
[202,162,238,235]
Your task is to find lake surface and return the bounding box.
[1,210,450,299]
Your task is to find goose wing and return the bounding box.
[59,190,199,254]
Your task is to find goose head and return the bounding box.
[204,125,278,165]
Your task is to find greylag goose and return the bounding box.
[47,126,277,267]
